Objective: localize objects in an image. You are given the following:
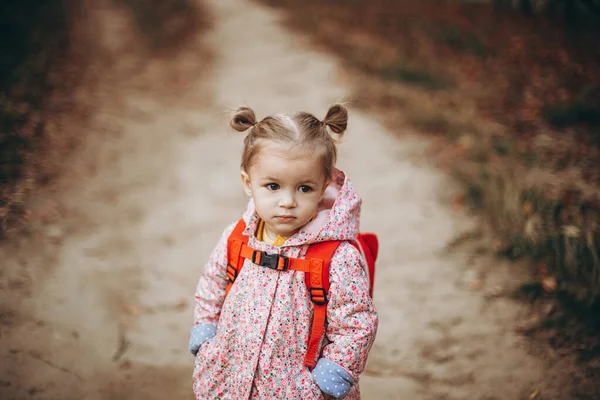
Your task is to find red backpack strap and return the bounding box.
[225,219,248,297]
[303,240,342,368]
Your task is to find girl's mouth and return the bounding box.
[275,215,296,221]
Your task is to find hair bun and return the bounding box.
[230,107,257,132]
[323,104,348,135]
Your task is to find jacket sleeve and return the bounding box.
[321,241,379,382]
[193,222,237,326]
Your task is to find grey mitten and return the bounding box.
[189,323,217,356]
[311,358,354,398]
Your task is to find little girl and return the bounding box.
[189,104,378,399]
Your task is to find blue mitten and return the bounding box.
[311,358,354,398]
[189,323,217,355]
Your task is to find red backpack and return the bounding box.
[224,219,378,368]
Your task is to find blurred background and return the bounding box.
[0,0,599,399]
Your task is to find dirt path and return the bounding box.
[0,0,555,399]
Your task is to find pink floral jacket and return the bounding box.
[192,169,378,399]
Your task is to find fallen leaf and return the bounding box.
[45,225,63,239]
[451,193,465,210]
[529,389,540,399]
[483,286,504,298]
[493,240,512,253]
[22,210,34,222]
[543,303,556,316]
[537,262,548,276]
[174,298,188,311]
[522,202,533,215]
[119,360,132,370]
[562,225,580,238]
[541,276,557,294]
[122,305,141,316]
[457,135,474,151]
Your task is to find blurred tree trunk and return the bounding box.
[543,0,560,16]
[579,0,600,18]
[565,0,576,21]
[493,0,510,10]
[519,0,535,15]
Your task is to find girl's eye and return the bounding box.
[299,185,313,193]
[266,183,280,191]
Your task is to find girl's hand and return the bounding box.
[311,358,353,398]
[189,323,217,356]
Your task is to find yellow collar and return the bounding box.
[256,220,287,246]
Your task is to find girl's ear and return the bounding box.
[241,170,253,197]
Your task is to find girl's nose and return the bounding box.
[279,191,296,208]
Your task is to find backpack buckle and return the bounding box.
[252,250,289,271]
[309,288,327,305]
[226,264,238,282]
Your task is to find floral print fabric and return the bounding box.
[192,168,378,399]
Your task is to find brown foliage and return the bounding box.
[262,0,600,137]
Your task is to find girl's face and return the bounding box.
[241,141,329,239]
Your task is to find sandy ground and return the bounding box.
[0,0,560,399]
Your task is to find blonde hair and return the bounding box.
[230,104,348,179]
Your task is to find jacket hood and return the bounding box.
[241,168,362,247]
